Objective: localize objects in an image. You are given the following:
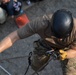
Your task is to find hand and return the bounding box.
[59,50,67,60]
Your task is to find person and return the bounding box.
[0,0,22,18]
[13,0,22,15]
[0,7,7,24]
[0,0,14,18]
[0,9,76,75]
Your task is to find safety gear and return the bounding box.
[0,7,7,24]
[51,9,73,38]
[59,50,67,60]
[31,40,50,71]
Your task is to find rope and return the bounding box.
[24,52,33,75]
[24,65,30,75]
[0,50,59,75]
[0,55,29,61]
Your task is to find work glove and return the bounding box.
[59,50,67,60]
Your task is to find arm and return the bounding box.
[59,42,76,59]
[66,41,76,58]
[66,47,76,58]
[0,30,20,53]
[59,47,76,60]
[0,15,49,53]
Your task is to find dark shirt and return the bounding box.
[17,14,76,49]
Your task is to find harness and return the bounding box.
[24,40,60,75]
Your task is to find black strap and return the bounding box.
[24,65,30,75]
[24,52,32,75]
[28,52,32,65]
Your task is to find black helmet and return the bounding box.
[51,9,73,38]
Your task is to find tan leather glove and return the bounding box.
[59,50,67,60]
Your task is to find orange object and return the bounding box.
[15,14,30,28]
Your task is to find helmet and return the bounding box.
[51,9,73,38]
[0,7,7,24]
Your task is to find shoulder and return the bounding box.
[42,14,53,21]
[39,14,53,27]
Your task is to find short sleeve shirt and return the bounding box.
[17,14,76,49]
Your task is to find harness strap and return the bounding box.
[24,52,39,75]
[24,52,32,75]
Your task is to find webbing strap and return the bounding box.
[24,52,32,75]
[24,52,39,75]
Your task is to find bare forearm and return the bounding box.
[0,31,20,53]
[0,37,13,53]
[66,49,76,58]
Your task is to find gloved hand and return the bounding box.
[59,50,67,60]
